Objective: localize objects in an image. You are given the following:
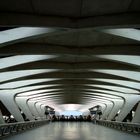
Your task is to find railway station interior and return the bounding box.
[0,0,140,140]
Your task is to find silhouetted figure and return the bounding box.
[98,111,102,119]
[45,111,49,118]
[60,115,65,121]
[69,115,75,121]
[52,115,57,122]
[57,116,60,121]
[78,115,84,122]
[86,115,91,122]
[75,116,78,121]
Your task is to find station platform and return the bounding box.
[3,122,140,140]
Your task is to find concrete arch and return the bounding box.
[0,1,140,123]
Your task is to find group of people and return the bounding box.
[51,115,91,122]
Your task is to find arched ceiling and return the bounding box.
[0,0,140,112]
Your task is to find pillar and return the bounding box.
[0,90,24,122]
[27,100,41,120]
[107,100,124,120]
[116,95,140,122]
[132,101,140,123]
[15,97,35,120]
[102,102,114,120]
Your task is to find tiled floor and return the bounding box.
[3,122,140,140]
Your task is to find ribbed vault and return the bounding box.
[0,0,140,121]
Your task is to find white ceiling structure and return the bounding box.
[0,0,140,115]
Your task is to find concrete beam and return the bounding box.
[0,27,67,48]
[1,71,130,85]
[11,79,139,92]
[99,28,140,42]
[1,61,137,73]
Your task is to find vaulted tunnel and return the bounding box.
[0,0,140,139]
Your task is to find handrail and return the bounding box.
[0,119,50,138]
[96,120,140,134]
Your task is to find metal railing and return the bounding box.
[96,120,140,134]
[0,120,50,138]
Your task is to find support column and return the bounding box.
[0,90,24,122]
[99,104,106,114]
[27,100,41,120]
[102,102,114,120]
[116,95,140,122]
[107,100,124,120]
[35,102,45,120]
[132,102,140,123]
[15,97,35,121]
[40,104,46,119]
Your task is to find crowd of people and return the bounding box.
[51,115,92,122]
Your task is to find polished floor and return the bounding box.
[3,122,140,140]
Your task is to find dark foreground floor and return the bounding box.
[2,122,140,140]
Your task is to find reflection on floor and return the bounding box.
[3,122,140,140]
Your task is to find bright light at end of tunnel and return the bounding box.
[60,111,82,116]
[57,104,89,116]
[59,104,83,111]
